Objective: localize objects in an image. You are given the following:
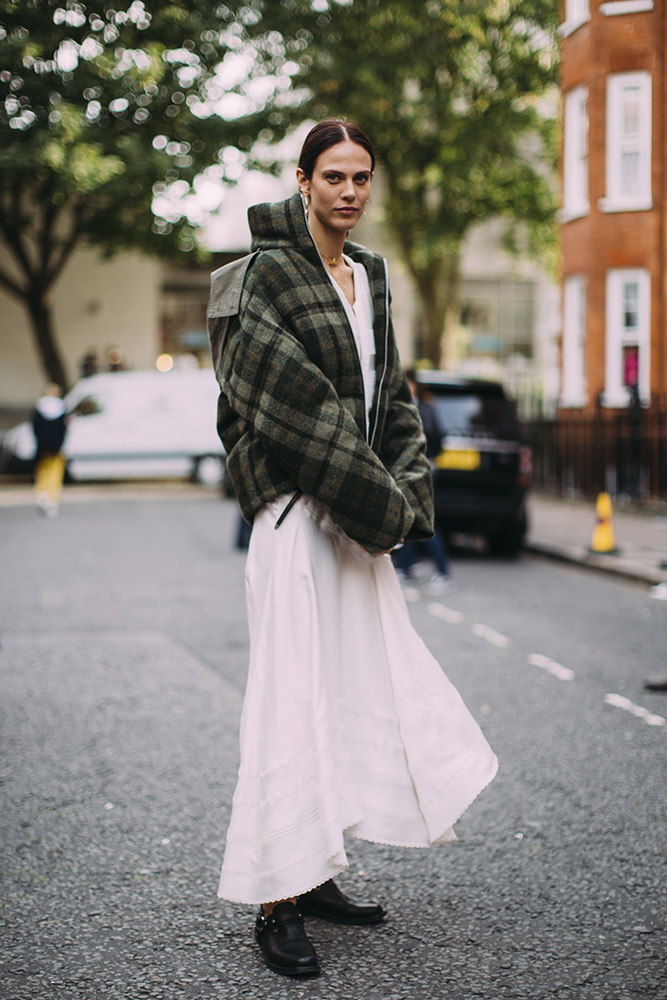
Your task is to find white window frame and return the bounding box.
[600,1,654,14]
[561,275,587,407]
[562,87,589,221]
[600,72,652,213]
[603,269,650,407]
[558,0,590,37]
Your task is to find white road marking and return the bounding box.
[528,653,575,682]
[471,623,509,648]
[427,602,464,624]
[604,693,666,727]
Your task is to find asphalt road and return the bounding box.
[1,489,665,1000]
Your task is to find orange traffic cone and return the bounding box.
[589,492,619,554]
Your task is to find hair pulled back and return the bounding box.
[298,119,375,178]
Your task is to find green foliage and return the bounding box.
[0,0,263,277]
[248,0,560,360]
[0,0,272,384]
[0,0,561,377]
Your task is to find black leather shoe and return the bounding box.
[297,879,385,925]
[254,901,320,977]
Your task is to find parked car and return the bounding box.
[0,369,226,486]
[415,371,531,556]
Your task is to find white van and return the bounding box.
[1,369,226,485]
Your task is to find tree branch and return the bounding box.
[37,179,61,279]
[0,264,27,300]
[44,203,85,290]
[0,187,36,284]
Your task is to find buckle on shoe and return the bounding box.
[256,904,304,934]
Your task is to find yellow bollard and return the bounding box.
[589,492,619,554]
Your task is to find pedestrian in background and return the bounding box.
[32,383,68,517]
[105,346,127,372]
[208,120,497,978]
[393,368,452,592]
[79,349,99,378]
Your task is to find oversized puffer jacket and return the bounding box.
[207,192,433,556]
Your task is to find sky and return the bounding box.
[201,163,296,252]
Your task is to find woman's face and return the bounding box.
[297,140,373,236]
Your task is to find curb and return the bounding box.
[0,482,217,508]
[525,537,667,587]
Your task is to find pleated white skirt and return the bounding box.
[217,497,498,904]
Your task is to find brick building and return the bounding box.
[559,0,666,412]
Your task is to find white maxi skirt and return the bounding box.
[218,497,498,905]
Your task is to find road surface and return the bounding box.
[1,489,665,999]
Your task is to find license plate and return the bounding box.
[435,448,480,471]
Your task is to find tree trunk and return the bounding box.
[413,252,461,367]
[25,289,70,392]
[440,258,462,369]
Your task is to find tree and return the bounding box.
[249,0,560,364]
[0,0,269,389]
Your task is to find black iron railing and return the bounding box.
[524,406,667,505]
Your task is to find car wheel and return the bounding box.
[487,512,527,558]
[192,454,225,488]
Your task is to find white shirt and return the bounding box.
[325,256,376,435]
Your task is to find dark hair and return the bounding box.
[298,119,375,178]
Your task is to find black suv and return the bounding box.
[415,371,531,556]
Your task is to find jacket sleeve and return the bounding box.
[219,279,415,555]
[379,335,435,541]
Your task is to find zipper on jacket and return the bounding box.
[300,199,371,440]
[368,257,390,451]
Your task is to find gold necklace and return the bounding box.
[324,253,342,267]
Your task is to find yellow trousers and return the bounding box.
[35,452,66,504]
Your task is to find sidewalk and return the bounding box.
[527,492,667,587]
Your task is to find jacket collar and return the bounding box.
[248,193,387,330]
[248,193,311,252]
[247,193,390,444]
[249,192,370,265]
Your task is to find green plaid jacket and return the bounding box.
[207,193,433,556]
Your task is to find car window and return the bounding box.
[69,395,104,417]
[427,390,517,437]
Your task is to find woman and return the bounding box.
[393,369,451,591]
[208,120,497,977]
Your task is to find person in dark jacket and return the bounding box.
[32,383,68,517]
[208,121,497,978]
[393,369,451,590]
